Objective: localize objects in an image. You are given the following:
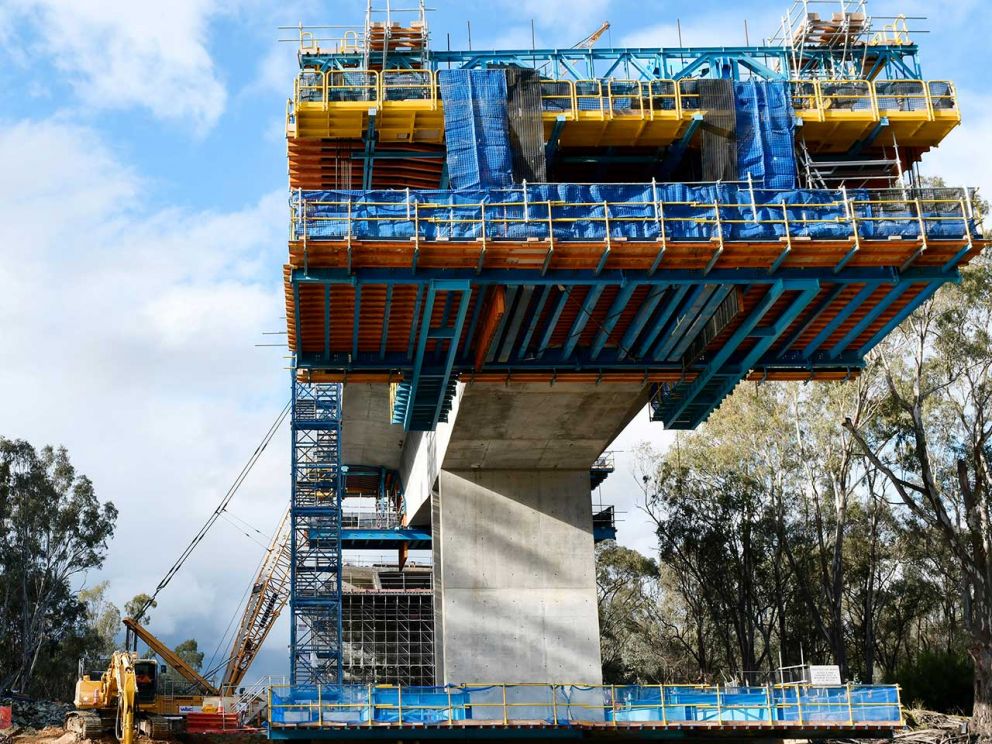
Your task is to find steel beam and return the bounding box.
[591,283,639,360]
[802,284,878,359]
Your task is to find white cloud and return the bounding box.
[598,404,674,556]
[621,8,779,50]
[0,118,290,667]
[7,0,227,132]
[491,0,612,45]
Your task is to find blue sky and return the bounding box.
[0,0,989,681]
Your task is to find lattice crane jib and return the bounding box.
[223,507,292,691]
[290,380,344,685]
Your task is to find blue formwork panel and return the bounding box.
[438,70,514,190]
[295,183,976,244]
[735,81,797,189]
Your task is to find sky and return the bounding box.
[0,0,989,682]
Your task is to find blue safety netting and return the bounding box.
[268,683,902,727]
[735,80,797,189]
[295,182,975,243]
[438,69,514,190]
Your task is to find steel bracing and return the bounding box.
[290,380,345,685]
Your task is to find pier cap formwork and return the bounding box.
[282,1,987,433]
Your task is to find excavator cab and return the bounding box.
[133,659,158,704]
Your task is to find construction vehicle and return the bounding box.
[65,650,167,742]
[66,507,292,737]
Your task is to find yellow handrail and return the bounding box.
[291,69,958,124]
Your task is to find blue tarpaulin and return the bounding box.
[735,80,797,189]
[269,683,903,727]
[295,182,974,243]
[438,69,514,190]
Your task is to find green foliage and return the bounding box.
[125,593,157,625]
[894,650,974,714]
[174,639,204,672]
[79,581,122,657]
[0,438,118,697]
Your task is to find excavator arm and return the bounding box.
[123,617,220,696]
[111,652,137,744]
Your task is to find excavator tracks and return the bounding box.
[139,714,181,740]
[65,710,111,739]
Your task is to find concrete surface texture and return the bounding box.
[433,469,603,686]
[442,381,650,470]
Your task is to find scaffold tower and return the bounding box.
[290,380,345,685]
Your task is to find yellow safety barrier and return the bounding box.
[289,70,959,149]
[267,682,906,730]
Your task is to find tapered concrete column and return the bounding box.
[433,468,602,685]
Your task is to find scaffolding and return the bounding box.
[341,564,434,686]
[290,381,344,685]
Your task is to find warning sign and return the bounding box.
[0,706,12,730]
[808,665,842,685]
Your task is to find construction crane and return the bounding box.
[221,507,292,691]
[123,617,220,696]
[573,21,610,49]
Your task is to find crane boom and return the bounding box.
[122,617,220,696]
[573,21,610,49]
[222,506,292,690]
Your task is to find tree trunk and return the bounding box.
[972,641,992,740]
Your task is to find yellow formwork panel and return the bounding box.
[288,71,961,155]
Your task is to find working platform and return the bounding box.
[267,682,903,740]
[288,70,958,153]
[284,182,984,429]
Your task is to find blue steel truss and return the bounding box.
[292,265,965,430]
[299,44,922,82]
[290,379,344,685]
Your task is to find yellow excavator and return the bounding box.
[66,651,144,743]
[66,507,293,740]
[66,619,221,741]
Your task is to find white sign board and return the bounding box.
[808,665,842,685]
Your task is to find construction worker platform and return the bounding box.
[266,682,904,740]
[283,182,985,429]
[287,70,958,152]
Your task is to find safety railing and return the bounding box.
[290,183,983,250]
[341,509,402,530]
[291,69,956,122]
[268,682,904,728]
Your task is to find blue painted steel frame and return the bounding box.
[290,379,345,685]
[300,45,921,82]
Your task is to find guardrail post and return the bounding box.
[447,687,453,725]
[367,684,373,726]
[660,684,667,726]
[542,200,555,275]
[715,685,722,724]
[412,202,420,272]
[478,201,487,273]
[317,684,323,726]
[523,180,529,223]
[346,197,353,273]
[552,684,559,725]
[748,173,758,222]
[610,685,617,727]
[502,684,509,725]
[398,685,403,726]
[797,685,804,726]
[847,682,855,725]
